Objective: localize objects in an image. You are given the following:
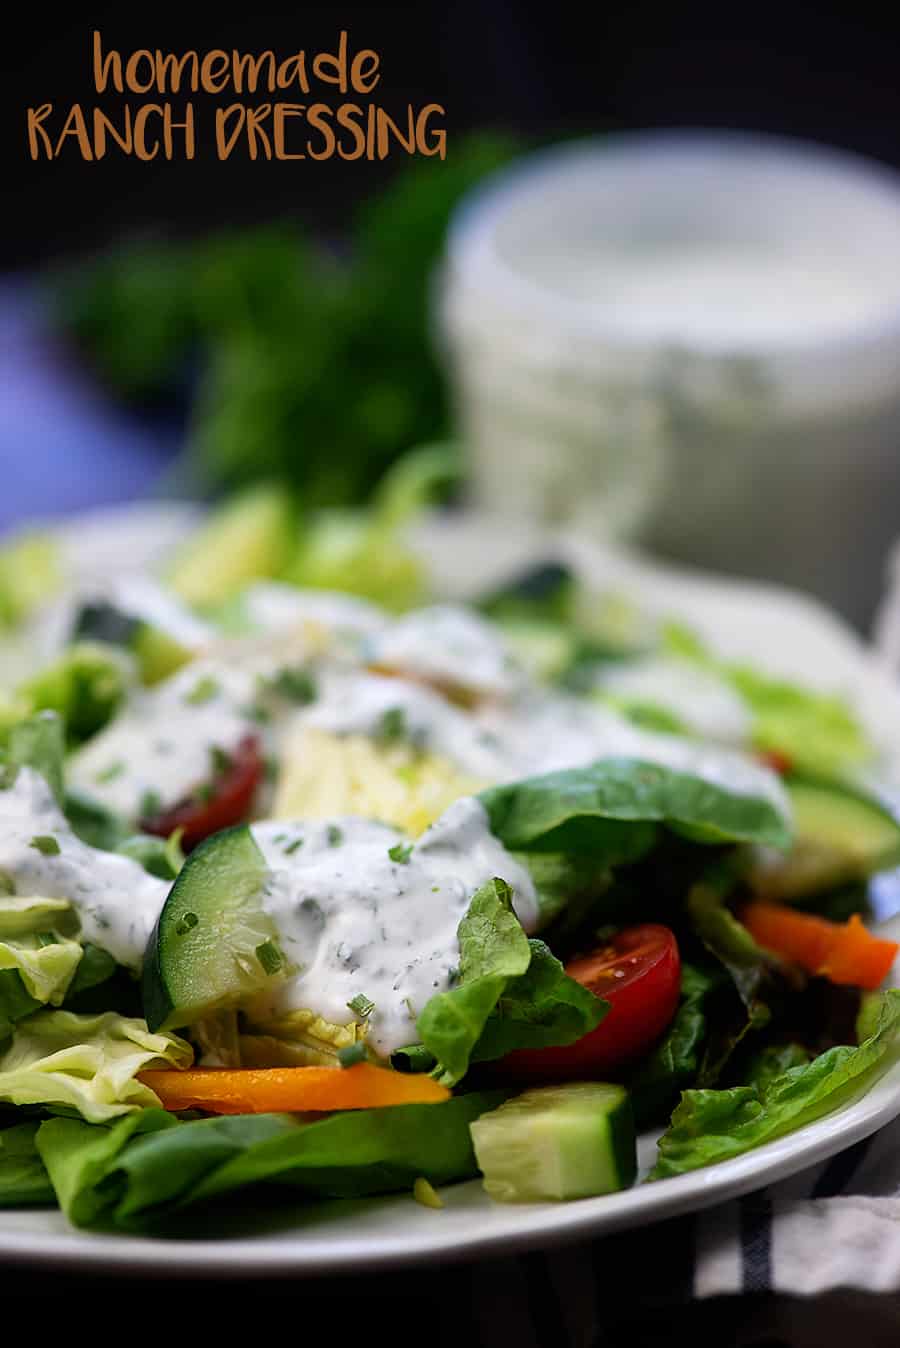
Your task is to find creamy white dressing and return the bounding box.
[252,796,538,1056]
[0,768,167,967]
[296,668,513,780]
[370,604,524,699]
[27,573,213,671]
[593,657,752,744]
[240,583,387,647]
[67,658,267,819]
[475,689,789,813]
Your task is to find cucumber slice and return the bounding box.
[751,779,900,900]
[166,485,296,606]
[142,824,282,1032]
[469,1082,636,1202]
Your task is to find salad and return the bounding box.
[1,476,899,1234]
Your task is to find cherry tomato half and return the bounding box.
[140,735,264,852]
[496,924,681,1083]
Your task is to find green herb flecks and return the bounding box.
[347,993,375,1020]
[185,676,221,706]
[29,836,60,857]
[388,842,413,865]
[337,1042,368,1068]
[255,940,284,976]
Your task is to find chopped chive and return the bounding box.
[255,939,284,976]
[95,761,124,784]
[337,1042,368,1068]
[174,911,199,936]
[413,1177,444,1210]
[185,676,221,706]
[388,842,413,865]
[347,993,375,1019]
[283,837,303,855]
[139,789,162,820]
[209,745,233,777]
[29,835,60,856]
[240,701,272,725]
[403,997,416,1020]
[271,667,317,704]
[376,706,407,744]
[327,824,344,848]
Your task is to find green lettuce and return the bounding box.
[0,1122,55,1206]
[0,1011,192,1123]
[2,710,65,805]
[15,643,133,747]
[627,963,723,1127]
[415,877,532,1085]
[650,988,900,1179]
[34,1091,510,1230]
[479,758,791,857]
[0,534,61,631]
[414,879,607,1085]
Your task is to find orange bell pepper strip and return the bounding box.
[137,1061,450,1115]
[741,902,899,990]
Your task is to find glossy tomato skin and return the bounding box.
[495,924,681,1084]
[140,735,264,852]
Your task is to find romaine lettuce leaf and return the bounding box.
[0,1122,55,1206]
[415,877,532,1085]
[415,879,607,1085]
[650,988,900,1179]
[35,1091,510,1230]
[479,758,791,858]
[0,1011,192,1123]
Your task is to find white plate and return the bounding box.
[2,502,900,1276]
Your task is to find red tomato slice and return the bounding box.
[496,924,681,1083]
[140,735,264,852]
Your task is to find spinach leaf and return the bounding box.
[650,988,900,1179]
[479,758,790,858]
[627,962,723,1128]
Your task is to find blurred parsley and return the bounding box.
[54,132,523,506]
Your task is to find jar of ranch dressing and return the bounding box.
[435,131,900,630]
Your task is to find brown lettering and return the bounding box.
[155,51,199,93]
[351,49,380,93]
[231,51,275,93]
[312,30,348,91]
[164,104,195,159]
[93,106,133,158]
[93,31,122,93]
[273,104,306,159]
[335,103,365,160]
[125,50,157,95]
[26,103,54,159]
[216,104,246,159]
[306,104,335,160]
[54,104,93,160]
[277,53,310,92]
[415,104,446,159]
[200,51,230,93]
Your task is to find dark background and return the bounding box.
[6,4,900,269]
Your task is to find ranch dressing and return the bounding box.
[68,658,267,820]
[370,604,525,699]
[252,796,538,1056]
[0,768,167,967]
[593,656,752,744]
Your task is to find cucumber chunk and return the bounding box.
[751,779,900,900]
[142,824,282,1032]
[470,1082,636,1203]
[166,484,296,606]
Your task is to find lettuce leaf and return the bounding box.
[2,711,65,805]
[627,962,724,1127]
[479,758,790,858]
[0,1122,55,1206]
[415,879,607,1085]
[650,988,900,1179]
[415,877,532,1085]
[35,1091,510,1230]
[0,1011,192,1123]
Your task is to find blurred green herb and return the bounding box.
[54,133,522,505]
